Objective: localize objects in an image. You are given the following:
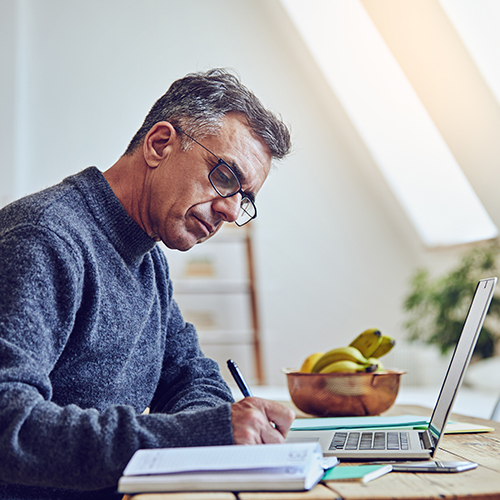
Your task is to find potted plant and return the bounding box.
[403,241,500,360]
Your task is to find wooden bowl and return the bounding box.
[283,368,406,417]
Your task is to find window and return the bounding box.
[280,0,498,247]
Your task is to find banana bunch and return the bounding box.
[299,328,395,374]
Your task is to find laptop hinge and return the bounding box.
[420,430,433,450]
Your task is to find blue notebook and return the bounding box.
[290,414,429,431]
[323,464,392,483]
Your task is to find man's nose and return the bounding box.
[213,194,241,223]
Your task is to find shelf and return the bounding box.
[197,330,255,345]
[173,279,250,294]
[161,223,264,384]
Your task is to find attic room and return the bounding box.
[2,0,500,421]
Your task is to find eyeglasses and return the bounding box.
[174,127,257,226]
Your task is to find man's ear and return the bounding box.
[143,122,177,167]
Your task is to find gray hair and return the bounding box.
[124,68,291,160]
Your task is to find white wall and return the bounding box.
[0,0,17,207]
[1,0,477,385]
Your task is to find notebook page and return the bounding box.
[123,442,321,476]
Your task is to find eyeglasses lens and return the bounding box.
[236,197,256,227]
[210,163,240,196]
[210,163,256,227]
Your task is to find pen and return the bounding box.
[227,359,278,430]
[227,359,253,398]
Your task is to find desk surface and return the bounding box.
[123,404,500,500]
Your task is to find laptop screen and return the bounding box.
[427,277,497,451]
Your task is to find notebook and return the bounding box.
[322,463,392,483]
[287,277,497,460]
[117,442,335,493]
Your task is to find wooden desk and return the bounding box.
[123,404,500,500]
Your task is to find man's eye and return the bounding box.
[214,164,236,189]
[216,169,231,185]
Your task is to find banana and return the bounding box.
[310,346,368,373]
[371,335,395,358]
[300,352,324,373]
[349,328,382,358]
[319,360,377,373]
[367,357,385,372]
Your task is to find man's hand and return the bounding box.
[230,397,296,445]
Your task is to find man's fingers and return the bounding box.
[262,400,295,437]
[259,419,286,444]
[230,397,296,445]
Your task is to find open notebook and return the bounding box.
[287,277,497,460]
[118,442,338,493]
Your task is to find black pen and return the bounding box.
[227,359,253,398]
[227,359,278,430]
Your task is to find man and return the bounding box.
[0,69,294,499]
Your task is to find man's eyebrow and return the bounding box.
[223,159,256,202]
[226,160,246,184]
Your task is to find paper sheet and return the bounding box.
[123,442,322,476]
[290,414,494,434]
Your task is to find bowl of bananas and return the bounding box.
[284,329,406,417]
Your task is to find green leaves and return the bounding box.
[403,242,500,359]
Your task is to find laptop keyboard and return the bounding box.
[329,431,410,451]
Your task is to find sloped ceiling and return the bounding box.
[279,0,500,248]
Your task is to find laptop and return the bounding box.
[287,277,497,460]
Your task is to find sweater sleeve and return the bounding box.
[149,261,236,415]
[0,226,235,493]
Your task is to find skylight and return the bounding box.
[440,0,500,108]
[279,0,498,248]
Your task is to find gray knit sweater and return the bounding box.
[0,167,235,499]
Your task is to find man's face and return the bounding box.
[147,112,272,251]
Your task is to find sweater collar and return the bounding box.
[68,167,157,263]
